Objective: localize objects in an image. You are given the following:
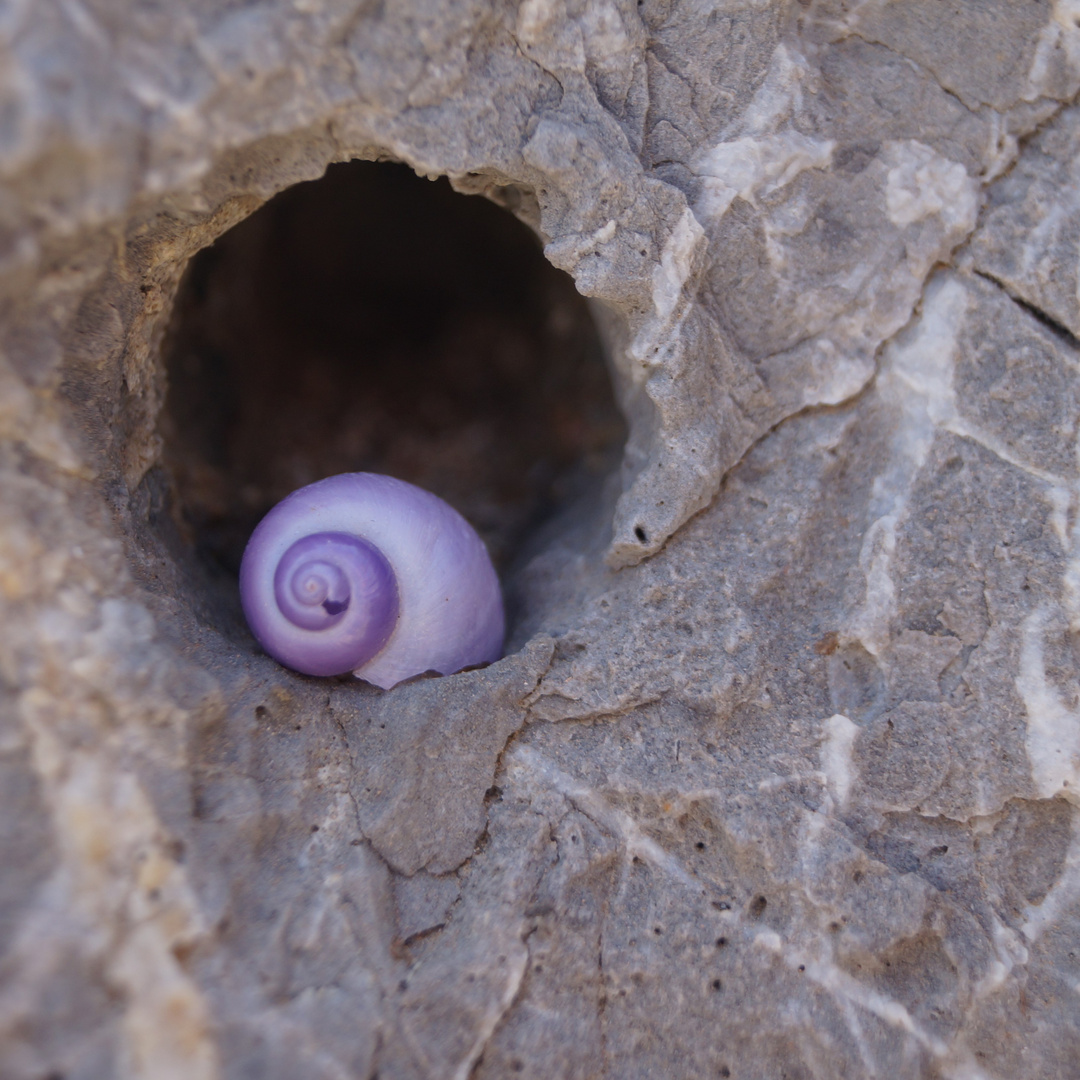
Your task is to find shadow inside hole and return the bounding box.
[159,160,625,644]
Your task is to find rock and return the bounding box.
[0,1,1078,1077]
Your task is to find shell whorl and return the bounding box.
[239,473,505,688]
[268,531,399,674]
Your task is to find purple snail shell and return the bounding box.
[239,473,504,688]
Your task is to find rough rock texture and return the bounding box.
[1,2,1080,1078]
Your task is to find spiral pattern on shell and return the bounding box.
[239,473,504,688]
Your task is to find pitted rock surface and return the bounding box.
[1,2,1079,1078]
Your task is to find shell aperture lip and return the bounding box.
[239,473,504,687]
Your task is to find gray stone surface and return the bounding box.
[1,1,1080,1078]
[972,101,1080,339]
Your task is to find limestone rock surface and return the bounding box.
[1,2,1079,1078]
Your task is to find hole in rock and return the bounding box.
[159,160,625,646]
